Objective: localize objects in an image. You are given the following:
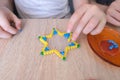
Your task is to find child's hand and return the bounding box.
[0,7,21,38]
[106,0,120,26]
[67,4,106,41]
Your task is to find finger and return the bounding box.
[111,10,120,21]
[91,18,106,35]
[0,18,17,34]
[112,1,120,12]
[107,8,120,21]
[72,9,93,41]
[107,15,120,26]
[0,27,12,38]
[12,14,22,30]
[82,16,99,34]
[67,6,89,33]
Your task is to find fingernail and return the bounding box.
[72,37,76,41]
[17,26,21,30]
[67,30,70,33]
[91,32,95,35]
[83,31,88,35]
[67,27,72,33]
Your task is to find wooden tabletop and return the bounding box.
[0,19,120,80]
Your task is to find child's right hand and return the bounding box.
[0,7,21,39]
[67,4,106,41]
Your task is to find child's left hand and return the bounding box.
[67,4,106,41]
[106,0,120,26]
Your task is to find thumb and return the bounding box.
[11,14,22,30]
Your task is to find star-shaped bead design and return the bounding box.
[38,28,80,60]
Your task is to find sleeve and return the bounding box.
[96,0,115,6]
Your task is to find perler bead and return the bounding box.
[38,28,80,60]
[108,40,119,50]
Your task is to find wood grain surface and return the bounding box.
[0,19,120,80]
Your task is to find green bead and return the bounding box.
[38,36,41,39]
[77,44,80,48]
[63,57,66,61]
[53,28,55,30]
[40,51,44,55]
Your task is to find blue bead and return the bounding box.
[108,40,119,49]
[108,40,116,44]
[60,51,65,55]
[108,40,113,43]
[42,36,47,41]
[45,47,49,51]
[111,41,114,43]
[69,42,75,46]
[19,29,22,32]
[114,45,118,48]
[109,45,114,50]
[64,33,70,39]
[53,30,57,35]
[113,43,117,46]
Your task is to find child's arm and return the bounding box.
[73,0,88,10]
[67,0,106,41]
[0,0,21,39]
[90,0,108,12]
